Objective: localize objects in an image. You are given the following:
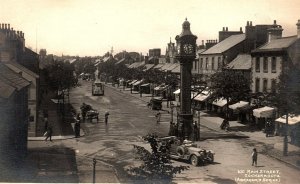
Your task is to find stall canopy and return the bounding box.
[193,90,211,102]
[253,106,275,118]
[133,80,143,86]
[229,101,249,111]
[129,80,138,85]
[140,83,150,87]
[212,98,228,107]
[275,115,300,125]
[173,89,180,94]
[154,84,169,91]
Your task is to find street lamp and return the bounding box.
[175,18,197,140]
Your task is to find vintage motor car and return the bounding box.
[157,136,215,166]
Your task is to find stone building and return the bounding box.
[0,62,30,168]
[0,23,40,137]
[251,20,300,93]
[196,20,283,85]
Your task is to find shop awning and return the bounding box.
[253,106,275,118]
[229,101,249,111]
[275,115,300,125]
[133,80,143,86]
[173,89,180,94]
[212,98,228,107]
[129,80,138,85]
[154,85,168,91]
[141,83,150,87]
[193,90,211,102]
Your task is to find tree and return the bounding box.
[127,133,189,184]
[210,70,251,119]
[272,67,300,155]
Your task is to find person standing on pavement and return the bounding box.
[105,111,110,125]
[155,111,161,124]
[74,113,81,138]
[45,125,53,142]
[251,148,258,166]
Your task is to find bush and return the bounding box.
[127,134,189,183]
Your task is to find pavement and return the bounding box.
[105,82,300,170]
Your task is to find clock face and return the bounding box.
[183,44,194,54]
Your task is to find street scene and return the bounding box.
[1,0,300,184]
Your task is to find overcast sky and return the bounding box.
[1,0,299,57]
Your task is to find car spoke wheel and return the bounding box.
[190,155,199,166]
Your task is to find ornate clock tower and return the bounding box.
[175,18,197,140]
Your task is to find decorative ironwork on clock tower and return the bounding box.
[175,18,197,140]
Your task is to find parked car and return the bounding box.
[157,136,215,166]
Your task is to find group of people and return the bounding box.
[43,107,110,141]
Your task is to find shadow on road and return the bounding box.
[0,146,79,183]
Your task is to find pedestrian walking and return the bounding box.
[155,111,161,124]
[105,111,110,125]
[193,121,200,141]
[45,125,53,142]
[74,113,81,138]
[43,117,48,134]
[251,148,258,166]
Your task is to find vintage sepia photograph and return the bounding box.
[0,0,299,183]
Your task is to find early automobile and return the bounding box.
[80,103,99,122]
[86,109,99,122]
[92,79,104,96]
[157,136,215,166]
[148,97,163,110]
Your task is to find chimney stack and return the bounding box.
[226,27,228,31]
[297,19,300,38]
[247,21,249,26]
[223,27,225,31]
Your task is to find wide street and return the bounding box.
[27,80,299,184]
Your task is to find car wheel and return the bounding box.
[190,155,199,166]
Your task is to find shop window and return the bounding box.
[255,57,260,72]
[271,57,276,73]
[263,57,268,73]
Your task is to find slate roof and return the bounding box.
[201,34,246,55]
[226,54,252,70]
[0,63,30,98]
[4,62,39,79]
[252,36,298,53]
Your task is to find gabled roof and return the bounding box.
[226,54,252,70]
[201,34,246,55]
[252,36,298,53]
[0,63,30,98]
[4,62,39,79]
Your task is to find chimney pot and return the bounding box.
[247,21,249,26]
[223,27,225,31]
[250,21,252,26]
[202,40,204,45]
[4,24,7,29]
[240,27,243,32]
[1,23,4,29]
[297,19,300,38]
[274,20,277,25]
[8,24,10,29]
